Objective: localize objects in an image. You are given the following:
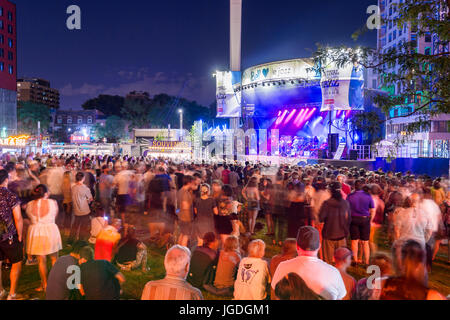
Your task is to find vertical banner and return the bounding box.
[270,129,279,156]
[216,71,242,118]
[320,61,364,112]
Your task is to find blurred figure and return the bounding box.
[274,272,322,300]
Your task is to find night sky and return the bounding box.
[15,0,377,110]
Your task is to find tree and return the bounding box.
[94,116,127,143]
[351,111,384,145]
[82,95,125,117]
[121,98,151,130]
[311,0,449,134]
[17,102,51,135]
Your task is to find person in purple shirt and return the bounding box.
[346,179,375,265]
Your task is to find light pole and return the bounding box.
[178,109,183,141]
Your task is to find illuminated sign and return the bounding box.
[70,135,90,143]
[242,59,318,85]
[0,135,30,147]
[148,141,191,152]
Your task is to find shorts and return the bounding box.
[178,221,193,236]
[0,236,24,264]
[116,194,131,213]
[350,216,371,241]
[247,200,260,211]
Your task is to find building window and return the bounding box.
[77,116,83,124]
[372,79,377,88]
[389,33,392,42]
[0,48,3,58]
[7,51,12,60]
[8,65,13,74]
[0,35,4,44]
[424,47,431,55]
[0,7,3,16]
[0,19,3,30]
[7,24,12,34]
[0,62,4,72]
[433,121,448,133]
[425,33,431,42]
[7,11,12,21]
[87,116,93,124]
[67,116,72,124]
[8,38,12,48]
[57,116,62,124]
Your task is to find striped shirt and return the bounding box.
[141,275,203,300]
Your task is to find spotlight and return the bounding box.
[291,80,295,84]
[282,81,286,85]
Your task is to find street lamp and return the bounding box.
[178,109,183,141]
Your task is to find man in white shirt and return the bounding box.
[113,163,133,223]
[69,172,93,244]
[271,226,346,300]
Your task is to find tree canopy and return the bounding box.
[17,102,51,135]
[311,0,449,135]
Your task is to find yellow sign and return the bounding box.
[0,135,30,147]
[149,141,191,151]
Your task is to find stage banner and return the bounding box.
[320,61,364,112]
[241,58,317,85]
[216,71,242,118]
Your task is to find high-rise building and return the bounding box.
[379,0,450,158]
[0,0,17,136]
[17,78,60,109]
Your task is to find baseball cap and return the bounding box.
[334,247,353,262]
[296,226,320,251]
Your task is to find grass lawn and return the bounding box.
[2,212,449,300]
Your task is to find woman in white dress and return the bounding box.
[26,184,63,291]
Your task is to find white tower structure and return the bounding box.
[229,0,242,129]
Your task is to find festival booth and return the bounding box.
[0,135,30,155]
[142,141,192,160]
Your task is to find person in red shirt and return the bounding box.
[337,175,351,196]
[221,165,231,185]
[95,219,122,262]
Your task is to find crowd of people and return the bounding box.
[0,152,449,300]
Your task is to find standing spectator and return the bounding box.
[194,184,218,246]
[78,246,126,300]
[215,185,234,245]
[141,245,203,300]
[337,174,351,197]
[187,232,219,289]
[221,165,231,185]
[233,239,270,300]
[333,247,356,300]
[69,172,93,243]
[319,182,351,264]
[287,183,308,238]
[113,163,133,223]
[44,161,65,228]
[271,226,346,300]
[347,179,375,265]
[260,178,274,236]
[98,165,114,218]
[0,169,24,300]
[228,166,240,197]
[61,171,73,236]
[369,184,385,254]
[242,177,260,235]
[25,184,62,292]
[46,240,89,300]
[177,175,196,247]
[430,180,445,206]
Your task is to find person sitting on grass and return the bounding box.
[187,232,219,289]
[78,246,126,300]
[89,206,108,244]
[269,238,297,299]
[94,218,122,262]
[233,239,270,300]
[203,235,241,297]
[141,245,203,300]
[115,226,149,272]
[333,247,356,300]
[46,240,89,300]
[274,272,323,300]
